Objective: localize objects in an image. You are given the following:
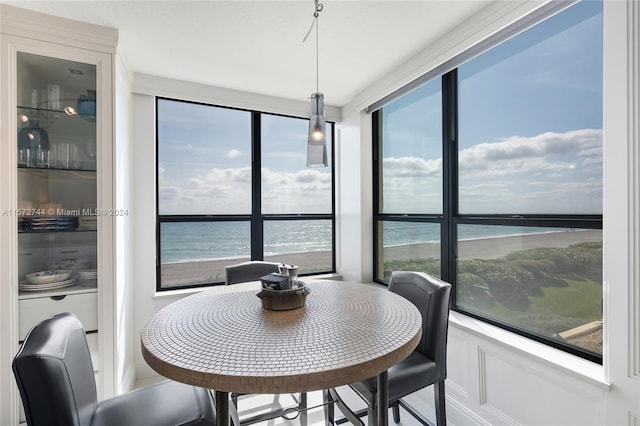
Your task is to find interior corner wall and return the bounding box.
[335,110,371,283]
[131,91,160,381]
[114,50,136,394]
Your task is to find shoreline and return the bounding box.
[161,229,601,287]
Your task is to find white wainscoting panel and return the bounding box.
[447,330,471,399]
[445,325,607,426]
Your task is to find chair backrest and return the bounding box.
[389,271,452,379]
[13,312,98,426]
[225,260,280,285]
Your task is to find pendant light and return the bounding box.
[304,0,328,168]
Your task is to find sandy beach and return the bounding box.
[384,229,602,261]
[161,251,333,287]
[161,229,601,287]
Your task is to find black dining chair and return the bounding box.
[327,271,452,426]
[224,260,308,426]
[225,260,280,285]
[13,312,216,426]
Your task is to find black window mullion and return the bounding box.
[251,112,263,260]
[442,70,458,286]
[372,110,382,281]
[330,122,337,273]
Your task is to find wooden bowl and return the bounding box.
[257,282,310,311]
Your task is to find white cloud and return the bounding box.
[227,149,241,158]
[383,156,442,179]
[380,128,603,214]
[458,128,603,176]
[160,166,331,214]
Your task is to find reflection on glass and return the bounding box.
[380,79,442,214]
[261,114,333,214]
[159,221,250,288]
[377,221,441,282]
[456,225,602,356]
[458,1,603,215]
[263,220,332,274]
[157,99,252,215]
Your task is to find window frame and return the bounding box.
[156,97,336,291]
[372,8,603,363]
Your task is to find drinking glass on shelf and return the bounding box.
[57,143,77,169]
[84,137,96,170]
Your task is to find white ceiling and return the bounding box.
[3,0,492,107]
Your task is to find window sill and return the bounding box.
[152,272,343,301]
[449,311,611,391]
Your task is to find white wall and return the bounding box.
[113,50,135,395]
[334,110,372,282]
[131,92,158,380]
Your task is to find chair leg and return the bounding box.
[328,388,365,426]
[323,389,335,426]
[391,401,401,423]
[230,393,240,426]
[367,406,378,426]
[434,380,446,426]
[300,392,308,426]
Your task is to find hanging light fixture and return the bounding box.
[304,0,327,168]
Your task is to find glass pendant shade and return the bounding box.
[307,92,328,167]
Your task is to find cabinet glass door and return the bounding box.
[16,52,99,359]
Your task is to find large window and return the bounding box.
[374,1,603,362]
[157,98,334,290]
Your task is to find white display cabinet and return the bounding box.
[1,5,119,425]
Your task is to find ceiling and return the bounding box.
[2,0,492,107]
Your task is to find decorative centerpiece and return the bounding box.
[257,265,310,311]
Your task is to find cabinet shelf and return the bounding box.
[17,106,96,138]
[18,281,97,300]
[18,228,97,234]
[18,105,95,120]
[18,165,97,173]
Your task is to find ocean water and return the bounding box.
[160,220,577,264]
[160,220,333,263]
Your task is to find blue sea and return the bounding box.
[160,220,575,264]
[160,220,333,263]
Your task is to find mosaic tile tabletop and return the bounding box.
[141,280,422,394]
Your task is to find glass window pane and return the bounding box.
[263,220,332,274]
[157,99,252,214]
[456,225,602,356]
[376,221,441,282]
[380,80,442,214]
[261,114,333,214]
[458,1,603,214]
[159,221,250,288]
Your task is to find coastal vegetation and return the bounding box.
[383,241,603,354]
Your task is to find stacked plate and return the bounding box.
[19,216,79,232]
[77,269,98,285]
[50,258,91,271]
[19,270,78,292]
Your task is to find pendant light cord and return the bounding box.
[315,10,319,93]
[303,0,323,94]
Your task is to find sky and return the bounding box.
[157,101,332,215]
[381,0,603,215]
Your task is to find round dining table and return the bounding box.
[141,280,422,426]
